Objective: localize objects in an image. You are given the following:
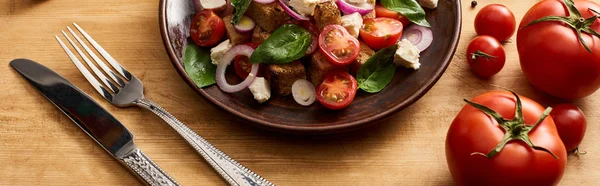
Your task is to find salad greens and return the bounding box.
[183,43,216,88]
[356,45,398,93]
[249,24,312,64]
[381,0,431,27]
[231,0,252,24]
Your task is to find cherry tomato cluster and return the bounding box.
[448,1,598,185]
[315,5,410,110]
[466,4,515,78]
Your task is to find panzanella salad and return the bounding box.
[185,0,436,110]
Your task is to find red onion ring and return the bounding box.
[254,0,276,4]
[234,16,256,34]
[278,0,310,21]
[336,0,374,16]
[216,45,260,93]
[401,24,433,52]
[292,79,316,106]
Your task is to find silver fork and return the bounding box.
[55,23,274,186]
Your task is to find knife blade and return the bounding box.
[10,58,179,186]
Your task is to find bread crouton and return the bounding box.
[222,15,251,45]
[362,0,376,19]
[265,61,307,96]
[308,52,348,86]
[245,2,292,32]
[350,42,376,75]
[251,26,271,43]
[313,1,341,31]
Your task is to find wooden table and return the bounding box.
[1,0,599,185]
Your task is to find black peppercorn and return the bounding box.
[471,1,478,8]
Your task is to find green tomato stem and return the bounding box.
[521,0,600,53]
[471,50,498,61]
[465,89,558,159]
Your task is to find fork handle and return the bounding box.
[134,98,274,186]
[120,147,179,186]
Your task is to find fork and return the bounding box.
[55,23,274,186]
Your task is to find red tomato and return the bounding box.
[190,9,225,47]
[475,4,516,41]
[316,71,358,110]
[550,103,587,152]
[319,25,360,66]
[446,91,567,186]
[234,42,264,79]
[466,36,506,78]
[517,0,600,100]
[360,18,404,50]
[374,4,410,26]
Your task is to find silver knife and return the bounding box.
[10,58,180,186]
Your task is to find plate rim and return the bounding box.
[158,0,463,134]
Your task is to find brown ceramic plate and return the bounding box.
[159,0,462,134]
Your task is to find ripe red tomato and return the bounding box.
[360,18,404,50]
[466,36,506,78]
[446,91,567,186]
[190,9,225,47]
[316,71,358,110]
[374,4,410,26]
[234,42,264,79]
[517,0,600,100]
[550,103,587,152]
[319,25,360,66]
[475,4,516,41]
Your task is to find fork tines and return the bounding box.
[55,23,132,100]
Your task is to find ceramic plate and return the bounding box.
[159,0,462,134]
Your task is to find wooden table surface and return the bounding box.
[2,0,600,185]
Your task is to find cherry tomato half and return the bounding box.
[550,103,587,152]
[466,36,506,78]
[316,71,358,110]
[234,42,264,79]
[190,9,226,47]
[319,24,360,66]
[374,4,410,26]
[360,17,404,50]
[475,4,516,42]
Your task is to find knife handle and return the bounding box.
[120,148,180,186]
[135,98,274,186]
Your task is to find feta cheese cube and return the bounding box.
[210,39,232,65]
[340,12,363,38]
[394,39,421,70]
[289,0,321,16]
[249,77,271,103]
[418,0,438,9]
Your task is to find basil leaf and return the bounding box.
[249,24,311,64]
[381,0,431,27]
[231,0,252,24]
[357,45,398,93]
[183,43,216,88]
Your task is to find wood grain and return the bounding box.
[1,0,599,185]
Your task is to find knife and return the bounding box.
[10,59,180,186]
